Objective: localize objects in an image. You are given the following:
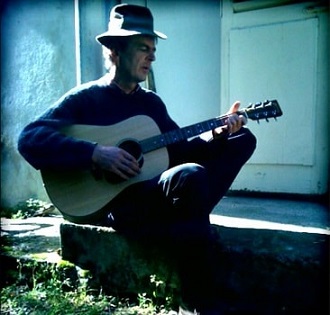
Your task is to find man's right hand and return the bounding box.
[92,144,140,180]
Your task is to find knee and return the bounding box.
[158,163,211,218]
[180,163,208,188]
[158,163,208,201]
[180,163,207,178]
[159,163,206,187]
[230,127,257,159]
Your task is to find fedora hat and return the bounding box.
[96,4,167,47]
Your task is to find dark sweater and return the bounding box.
[18,75,210,171]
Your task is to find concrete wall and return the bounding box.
[1,0,113,208]
[147,0,221,127]
[1,0,77,207]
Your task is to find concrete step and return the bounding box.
[2,196,329,313]
[60,219,329,314]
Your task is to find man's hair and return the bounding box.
[102,37,131,71]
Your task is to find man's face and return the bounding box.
[116,35,156,84]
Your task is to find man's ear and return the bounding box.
[111,49,120,66]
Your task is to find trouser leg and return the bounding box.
[157,163,221,311]
[107,162,212,240]
[203,127,257,211]
[163,128,256,311]
[155,127,256,222]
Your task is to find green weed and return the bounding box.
[1,259,177,314]
[1,198,51,219]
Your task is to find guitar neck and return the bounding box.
[140,113,234,153]
[140,99,282,153]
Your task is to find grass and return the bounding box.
[1,199,179,315]
[1,198,52,219]
[1,258,178,315]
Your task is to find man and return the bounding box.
[18,4,256,314]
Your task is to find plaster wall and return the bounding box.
[1,0,76,207]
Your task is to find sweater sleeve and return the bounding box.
[17,91,97,171]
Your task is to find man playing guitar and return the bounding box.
[18,4,258,314]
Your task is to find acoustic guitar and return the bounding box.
[41,99,282,222]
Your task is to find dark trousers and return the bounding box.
[103,127,256,310]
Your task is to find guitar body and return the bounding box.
[41,115,169,222]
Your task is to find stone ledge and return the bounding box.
[60,222,180,296]
[60,221,329,313]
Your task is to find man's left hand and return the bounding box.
[212,101,247,138]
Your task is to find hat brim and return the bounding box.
[96,29,167,47]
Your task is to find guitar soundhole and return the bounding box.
[103,139,144,184]
[118,139,144,168]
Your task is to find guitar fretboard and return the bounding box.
[139,99,282,153]
[140,114,231,153]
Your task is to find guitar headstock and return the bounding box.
[243,100,283,122]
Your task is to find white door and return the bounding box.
[221,1,329,195]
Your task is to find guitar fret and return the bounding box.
[182,126,192,138]
[163,132,170,145]
[215,117,228,129]
[194,123,202,135]
[208,118,218,129]
[169,131,177,143]
[169,130,183,144]
[174,130,185,143]
[140,135,161,153]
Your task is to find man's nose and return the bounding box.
[148,51,156,61]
